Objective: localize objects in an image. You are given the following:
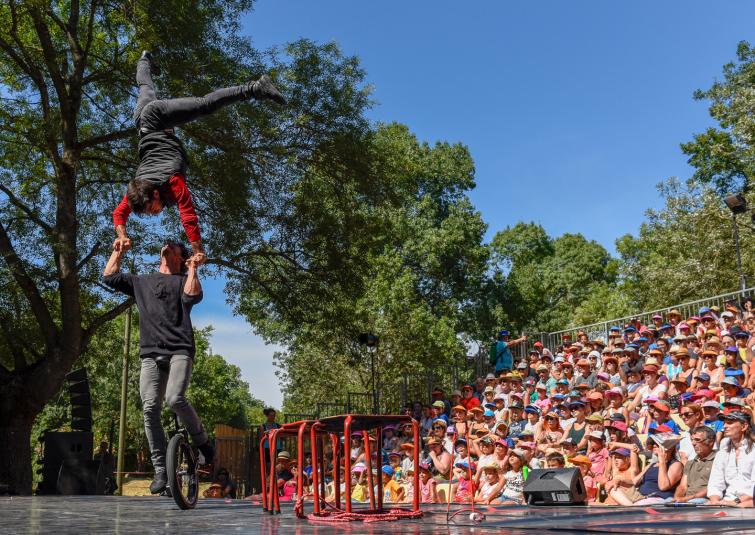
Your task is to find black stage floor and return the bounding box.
[3,496,755,534]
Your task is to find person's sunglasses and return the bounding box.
[679,412,694,418]
[432,426,444,430]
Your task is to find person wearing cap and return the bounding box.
[450,459,477,503]
[275,450,294,492]
[627,364,667,413]
[569,454,597,501]
[536,410,564,454]
[426,437,452,481]
[379,464,405,503]
[460,384,481,411]
[562,400,589,453]
[493,330,528,374]
[573,358,597,388]
[496,449,526,505]
[603,388,629,424]
[708,411,755,507]
[507,401,526,437]
[586,430,609,479]
[648,400,680,434]
[599,446,639,504]
[416,461,438,503]
[701,400,724,440]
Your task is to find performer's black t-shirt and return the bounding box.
[103,272,202,357]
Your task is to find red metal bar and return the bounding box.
[363,430,376,510]
[376,425,384,512]
[296,421,306,508]
[310,423,321,515]
[259,433,269,511]
[331,434,341,510]
[318,433,326,507]
[344,415,353,513]
[270,428,281,514]
[412,419,420,512]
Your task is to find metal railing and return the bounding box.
[545,286,755,348]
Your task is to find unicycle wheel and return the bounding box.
[166,434,198,509]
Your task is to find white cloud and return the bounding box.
[192,314,285,409]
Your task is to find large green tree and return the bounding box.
[681,41,755,195]
[0,0,374,493]
[274,123,489,413]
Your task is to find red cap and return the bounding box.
[649,424,672,434]
[534,342,543,348]
[608,421,628,433]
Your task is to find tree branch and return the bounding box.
[0,219,58,347]
[0,183,53,233]
[83,298,134,341]
[77,127,134,150]
[76,241,101,272]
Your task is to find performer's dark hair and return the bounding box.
[127,179,158,214]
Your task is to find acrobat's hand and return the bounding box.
[113,236,131,253]
[188,252,206,266]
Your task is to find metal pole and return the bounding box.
[732,212,747,291]
[115,299,132,495]
[370,348,378,415]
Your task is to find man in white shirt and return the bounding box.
[707,411,755,507]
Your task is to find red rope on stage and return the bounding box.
[306,508,423,524]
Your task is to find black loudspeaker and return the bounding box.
[522,468,587,505]
[66,368,92,432]
[37,431,93,494]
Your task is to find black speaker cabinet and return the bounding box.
[523,468,587,505]
[37,431,93,495]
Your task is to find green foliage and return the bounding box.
[681,40,755,194]
[487,223,617,333]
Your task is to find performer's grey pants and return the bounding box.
[139,355,208,474]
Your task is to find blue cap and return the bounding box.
[524,405,540,415]
[681,392,694,402]
[568,390,581,397]
[722,376,741,387]
[626,344,638,350]
[724,368,745,377]
[735,331,750,338]
[568,400,585,409]
[504,438,515,448]
[556,378,569,385]
[484,402,496,409]
[499,330,510,337]
[624,327,637,333]
[698,372,711,381]
[552,393,566,400]
[609,326,621,332]
[660,324,673,330]
[699,307,711,314]
[725,346,739,353]
[382,465,395,476]
[483,409,495,417]
[636,337,648,343]
[649,343,658,349]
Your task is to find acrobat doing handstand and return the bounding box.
[112,51,286,262]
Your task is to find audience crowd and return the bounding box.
[269,301,755,507]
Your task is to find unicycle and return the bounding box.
[166,413,199,509]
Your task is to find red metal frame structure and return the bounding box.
[259,414,421,521]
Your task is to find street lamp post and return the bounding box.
[724,194,748,291]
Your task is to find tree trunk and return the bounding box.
[0,415,34,495]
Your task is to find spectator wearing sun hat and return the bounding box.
[586,430,609,479]
[460,384,481,411]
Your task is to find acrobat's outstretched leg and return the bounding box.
[135,52,285,133]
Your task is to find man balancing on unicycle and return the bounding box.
[103,240,212,495]
[112,51,286,262]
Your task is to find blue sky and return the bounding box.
[193,1,755,409]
